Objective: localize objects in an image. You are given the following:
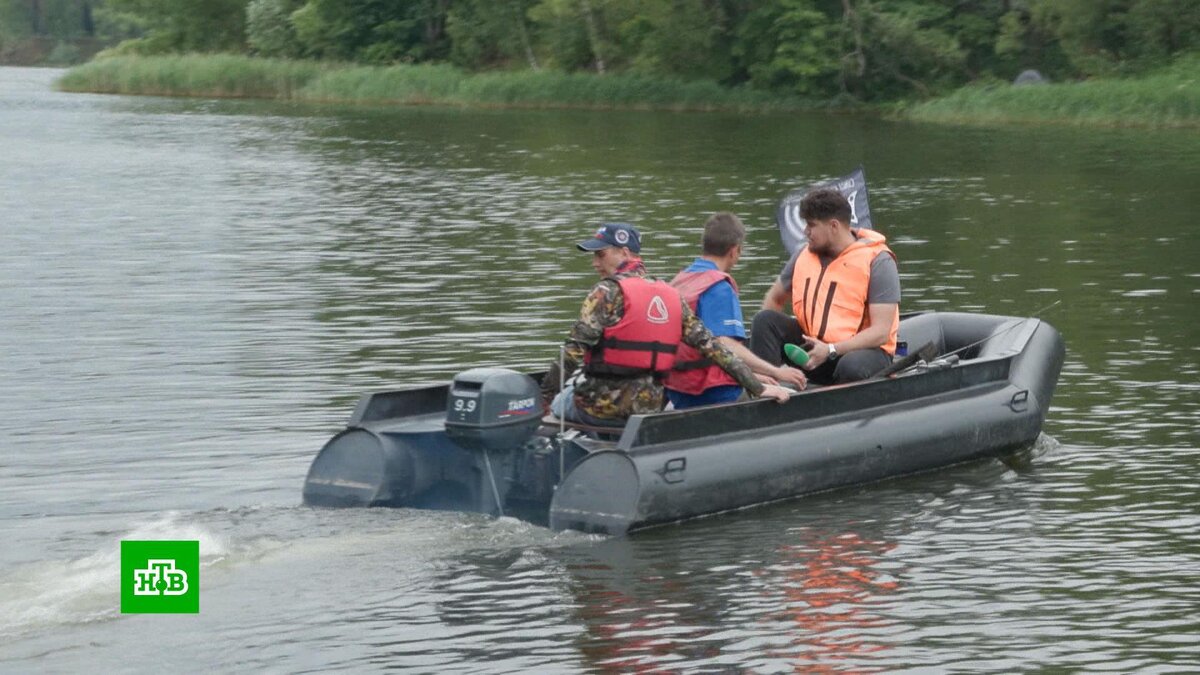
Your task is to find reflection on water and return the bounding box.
[1,66,1198,671]
[562,527,900,671]
[767,531,898,664]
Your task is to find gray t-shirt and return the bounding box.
[777,244,901,304]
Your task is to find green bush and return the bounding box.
[58,54,818,113]
[58,54,330,98]
[903,55,1200,128]
[45,42,83,66]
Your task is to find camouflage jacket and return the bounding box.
[543,269,763,421]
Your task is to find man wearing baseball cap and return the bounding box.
[575,222,643,253]
[543,223,790,425]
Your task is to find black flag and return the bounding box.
[776,166,873,256]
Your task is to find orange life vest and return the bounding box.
[663,269,740,395]
[585,276,682,375]
[791,229,899,355]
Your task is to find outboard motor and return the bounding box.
[303,368,545,516]
[444,368,543,452]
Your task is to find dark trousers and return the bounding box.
[749,310,891,385]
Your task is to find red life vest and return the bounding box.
[663,269,740,395]
[585,276,683,376]
[791,229,899,355]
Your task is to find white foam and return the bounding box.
[0,512,225,638]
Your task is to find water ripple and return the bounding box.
[2,67,1199,673]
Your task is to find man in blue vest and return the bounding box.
[542,222,791,425]
[665,213,808,409]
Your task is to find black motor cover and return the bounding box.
[444,368,542,452]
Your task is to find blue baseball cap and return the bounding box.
[577,223,641,253]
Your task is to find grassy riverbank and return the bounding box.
[57,54,816,113]
[903,58,1200,128]
[59,53,1200,126]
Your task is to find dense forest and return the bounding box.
[3,0,1198,102]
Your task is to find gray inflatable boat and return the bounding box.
[303,311,1065,535]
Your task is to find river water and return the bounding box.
[1,66,1197,672]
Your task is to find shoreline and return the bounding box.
[900,58,1199,129]
[57,54,1199,128]
[55,54,835,115]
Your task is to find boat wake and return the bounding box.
[0,506,596,642]
[0,513,228,639]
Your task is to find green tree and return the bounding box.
[1125,0,1200,61]
[525,0,738,78]
[734,0,841,96]
[1028,0,1200,76]
[617,0,734,81]
[291,0,450,63]
[0,0,97,40]
[446,0,540,69]
[526,0,595,71]
[0,0,36,42]
[995,4,1070,79]
[936,0,1010,77]
[100,0,249,54]
[1030,0,1130,75]
[246,0,303,58]
[21,0,1198,100]
[836,0,966,99]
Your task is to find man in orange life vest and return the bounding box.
[664,213,808,409]
[543,223,791,425]
[750,189,901,385]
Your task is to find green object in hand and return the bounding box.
[784,343,810,366]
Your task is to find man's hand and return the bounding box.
[774,365,807,390]
[755,372,780,386]
[801,335,834,370]
[760,383,792,403]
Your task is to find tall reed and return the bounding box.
[905,58,1199,128]
[59,54,815,113]
[58,54,333,99]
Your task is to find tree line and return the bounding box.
[3,0,1198,101]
